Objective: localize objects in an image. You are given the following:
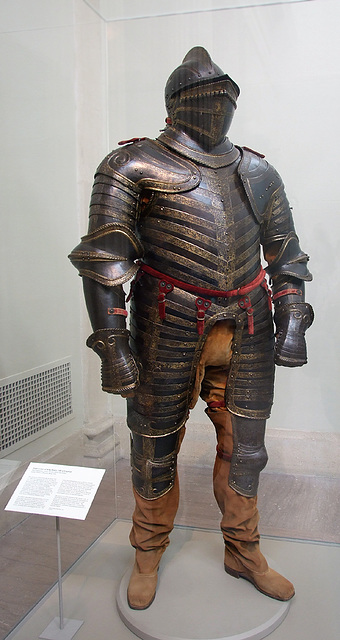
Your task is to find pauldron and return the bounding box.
[99,138,200,194]
[237,149,287,224]
[69,138,201,286]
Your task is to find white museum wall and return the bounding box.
[73,0,120,451]
[0,0,110,463]
[103,0,340,473]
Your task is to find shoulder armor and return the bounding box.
[237,148,283,223]
[96,138,201,194]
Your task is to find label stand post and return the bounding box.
[39,516,84,640]
[5,462,105,640]
[56,516,65,630]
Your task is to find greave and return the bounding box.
[229,414,268,498]
[207,408,268,573]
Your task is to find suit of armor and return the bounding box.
[69,47,313,609]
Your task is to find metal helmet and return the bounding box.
[165,47,240,150]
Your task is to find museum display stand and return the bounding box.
[2,460,295,640]
[116,527,290,640]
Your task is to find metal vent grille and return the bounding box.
[0,360,73,453]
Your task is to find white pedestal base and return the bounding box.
[39,618,83,640]
[116,528,290,640]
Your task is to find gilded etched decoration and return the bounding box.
[69,47,313,610]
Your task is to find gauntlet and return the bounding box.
[86,328,139,394]
[274,301,314,367]
[265,232,314,367]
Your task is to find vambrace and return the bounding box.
[229,415,268,497]
[265,232,314,367]
[82,278,140,395]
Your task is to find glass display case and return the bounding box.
[0,1,339,639]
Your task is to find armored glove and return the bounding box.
[265,233,314,367]
[86,328,139,394]
[274,301,314,367]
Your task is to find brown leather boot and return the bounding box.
[224,548,295,601]
[127,547,164,610]
[207,408,295,602]
[127,472,180,609]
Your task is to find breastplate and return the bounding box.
[137,159,261,291]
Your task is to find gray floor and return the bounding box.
[4,520,340,640]
[1,450,339,639]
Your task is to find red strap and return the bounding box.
[195,297,212,335]
[238,296,254,335]
[118,137,146,146]
[158,280,174,320]
[216,445,232,462]
[140,263,267,298]
[272,289,302,301]
[139,264,269,335]
[207,400,226,409]
[107,308,128,317]
[242,146,265,158]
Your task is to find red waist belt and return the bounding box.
[137,263,271,335]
